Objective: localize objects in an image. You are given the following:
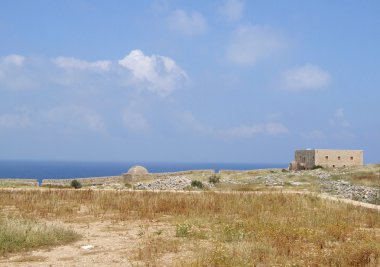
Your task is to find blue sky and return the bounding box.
[0,0,379,164]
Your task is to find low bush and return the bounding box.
[208,175,220,184]
[70,180,82,189]
[191,180,204,189]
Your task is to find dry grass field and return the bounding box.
[0,189,379,266]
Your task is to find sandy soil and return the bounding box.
[0,219,180,267]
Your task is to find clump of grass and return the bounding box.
[0,217,80,256]
[176,223,192,237]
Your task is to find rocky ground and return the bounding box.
[130,166,380,205]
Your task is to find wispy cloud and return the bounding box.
[217,122,289,139]
[52,57,111,72]
[280,64,331,91]
[179,112,289,140]
[329,108,350,128]
[227,25,286,66]
[1,54,25,66]
[220,0,244,21]
[168,9,207,36]
[0,110,33,129]
[44,105,106,134]
[301,130,326,140]
[122,109,149,132]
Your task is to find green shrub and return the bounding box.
[208,175,220,184]
[191,180,204,189]
[70,180,82,189]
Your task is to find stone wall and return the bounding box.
[41,176,123,187]
[0,178,39,187]
[153,169,215,178]
[295,150,316,170]
[315,149,363,168]
[13,169,218,188]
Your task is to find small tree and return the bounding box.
[70,180,82,189]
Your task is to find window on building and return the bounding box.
[338,156,341,160]
[333,165,335,167]
[325,156,328,160]
[350,156,354,160]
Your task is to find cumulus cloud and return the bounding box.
[52,57,111,72]
[0,110,33,129]
[329,108,350,128]
[0,50,188,96]
[44,106,106,133]
[122,109,149,132]
[217,122,289,139]
[227,25,285,66]
[118,49,188,96]
[220,0,244,21]
[168,9,207,36]
[281,64,331,90]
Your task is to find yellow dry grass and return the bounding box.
[0,189,379,266]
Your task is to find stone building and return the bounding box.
[289,149,364,170]
[122,165,150,181]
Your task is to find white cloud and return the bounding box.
[1,54,25,66]
[301,130,326,140]
[118,49,188,96]
[329,108,350,128]
[281,64,331,90]
[52,57,111,72]
[168,9,207,36]
[0,54,36,90]
[220,0,244,21]
[0,51,188,96]
[217,122,288,139]
[44,106,106,133]
[0,111,33,129]
[122,109,149,132]
[227,25,285,66]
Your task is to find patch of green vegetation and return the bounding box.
[312,165,324,170]
[70,180,82,189]
[208,175,220,184]
[0,217,80,256]
[191,180,204,189]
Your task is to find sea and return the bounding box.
[0,160,287,184]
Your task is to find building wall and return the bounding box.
[295,150,316,169]
[315,149,363,168]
